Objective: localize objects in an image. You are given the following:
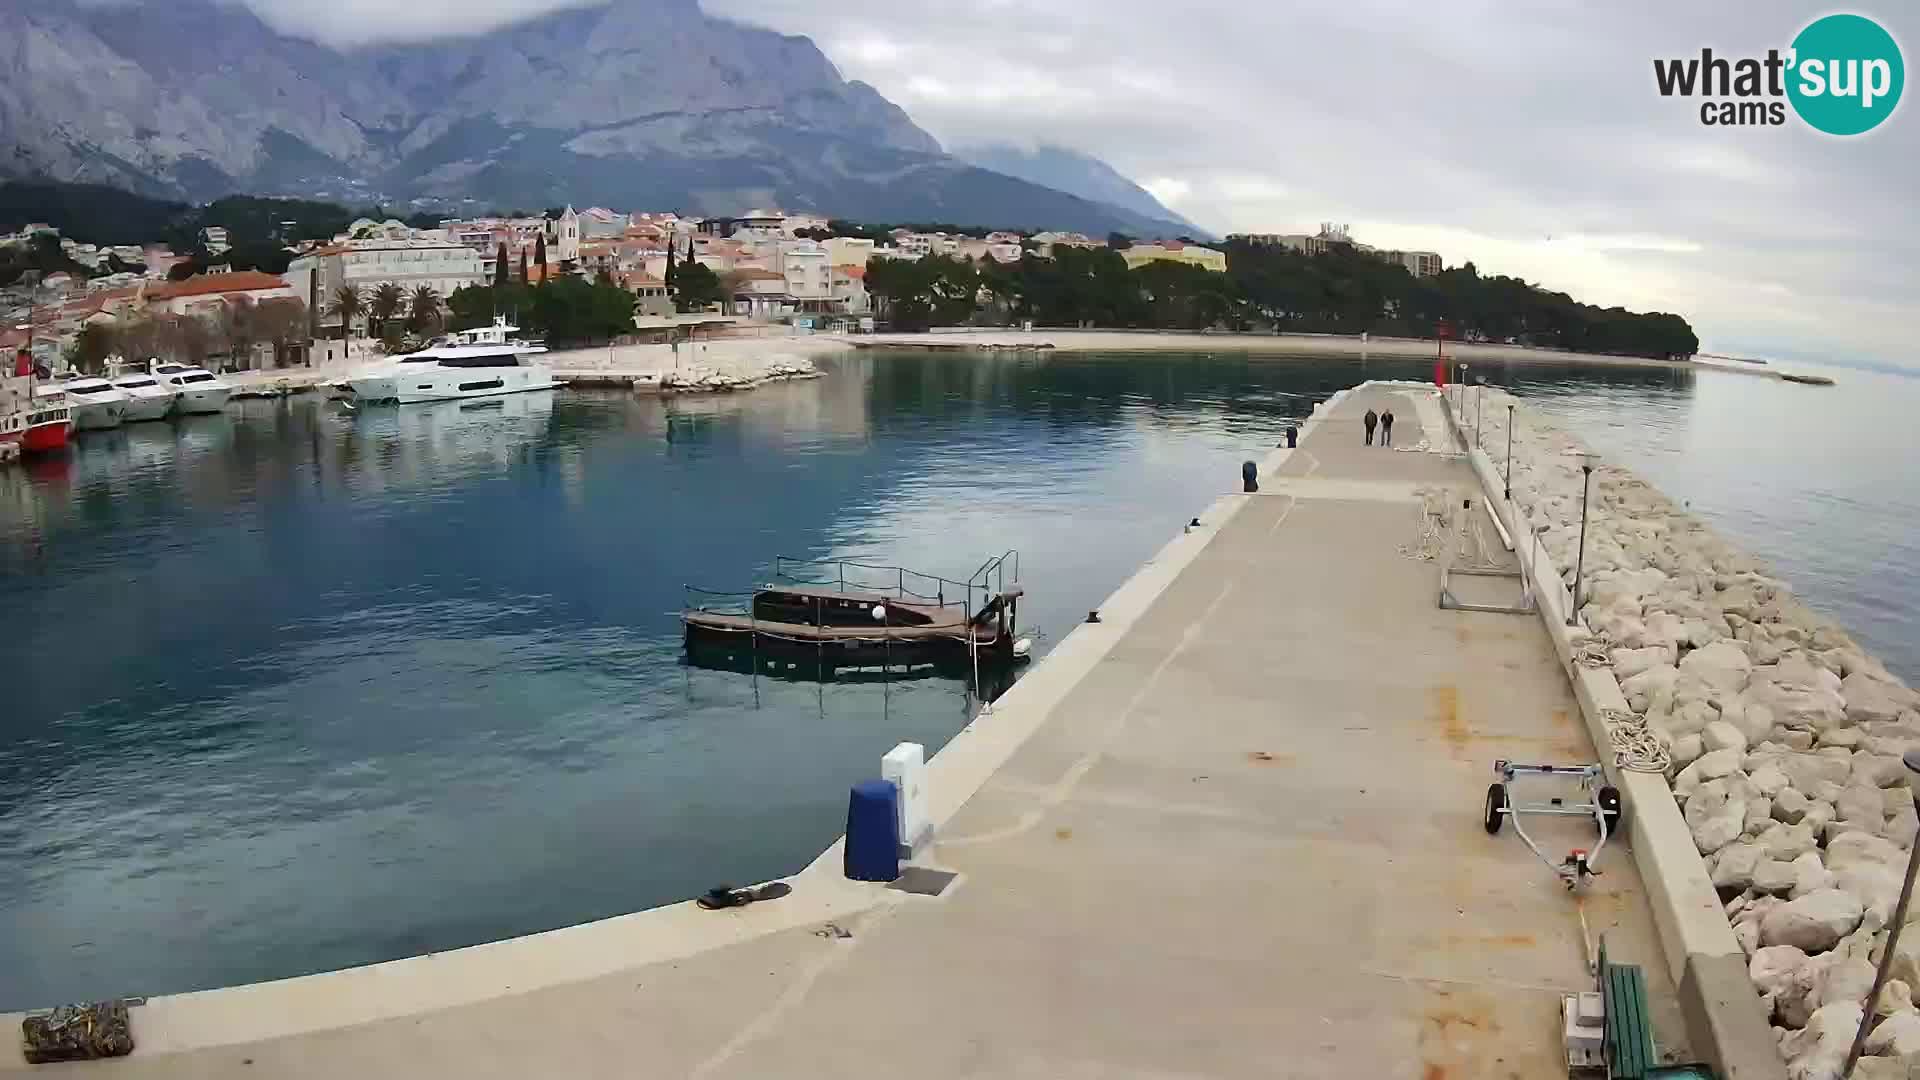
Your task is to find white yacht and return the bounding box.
[150,361,233,414]
[109,372,178,422]
[60,376,130,430]
[347,318,553,404]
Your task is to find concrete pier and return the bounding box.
[2,383,1693,1075]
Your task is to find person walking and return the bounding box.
[1380,408,1395,447]
[1362,408,1378,446]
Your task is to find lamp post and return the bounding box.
[1504,403,1515,500]
[1474,376,1485,449]
[1842,748,1920,1078]
[1567,451,1598,626]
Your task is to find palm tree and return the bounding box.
[368,281,406,339]
[328,284,363,342]
[407,285,442,336]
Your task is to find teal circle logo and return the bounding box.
[1788,13,1904,135]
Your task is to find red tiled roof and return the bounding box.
[731,268,784,281]
[833,265,866,279]
[146,271,289,300]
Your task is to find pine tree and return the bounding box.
[494,242,509,287]
[535,233,548,272]
[665,243,677,289]
[520,248,530,284]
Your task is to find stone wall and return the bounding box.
[1475,386,1920,1079]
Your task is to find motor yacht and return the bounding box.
[150,361,233,414]
[347,318,553,404]
[60,376,130,430]
[108,372,178,422]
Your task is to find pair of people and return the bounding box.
[1363,408,1395,446]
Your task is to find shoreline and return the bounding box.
[846,327,1695,369]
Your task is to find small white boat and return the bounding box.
[348,318,553,404]
[60,376,130,430]
[109,372,178,422]
[151,361,233,414]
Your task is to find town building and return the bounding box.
[1120,240,1227,272]
[830,264,869,314]
[629,274,674,319]
[285,240,486,335]
[144,271,297,316]
[777,242,830,307]
[824,237,876,267]
[1029,231,1105,257]
[200,227,231,255]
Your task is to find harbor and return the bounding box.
[2,350,1915,1076]
[0,376,1696,1075]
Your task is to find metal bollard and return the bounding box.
[1242,461,1258,493]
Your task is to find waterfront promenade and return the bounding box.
[2,385,1689,1076]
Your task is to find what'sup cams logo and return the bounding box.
[1654,13,1903,134]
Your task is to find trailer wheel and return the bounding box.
[1483,782,1507,834]
[1598,785,1624,837]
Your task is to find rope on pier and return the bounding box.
[1603,707,1672,775]
[1398,485,1503,568]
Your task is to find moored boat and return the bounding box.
[61,376,129,430]
[24,383,73,453]
[348,317,553,404]
[683,552,1026,665]
[151,361,232,414]
[109,372,178,422]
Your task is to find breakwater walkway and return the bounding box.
[2,384,1688,1076]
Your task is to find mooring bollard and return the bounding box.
[1286,426,1298,449]
[1241,460,1258,493]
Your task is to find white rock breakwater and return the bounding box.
[1474,387,1920,1079]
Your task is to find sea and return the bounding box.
[0,348,1911,1008]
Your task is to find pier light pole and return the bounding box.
[1567,451,1598,626]
[1843,749,1920,1078]
[1504,404,1515,500]
[1474,377,1485,449]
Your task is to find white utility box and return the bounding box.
[881,742,932,856]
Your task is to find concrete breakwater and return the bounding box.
[1474,386,1920,1078]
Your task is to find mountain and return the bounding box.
[0,0,1188,236]
[955,143,1203,236]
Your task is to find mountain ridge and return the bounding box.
[953,143,1203,236]
[0,0,1192,237]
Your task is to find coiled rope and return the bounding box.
[1603,707,1671,774]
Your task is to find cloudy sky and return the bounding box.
[243,0,1914,366]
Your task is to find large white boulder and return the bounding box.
[1704,720,1749,755]
[1782,1001,1863,1079]
[1761,889,1865,953]
[1683,639,1755,698]
[1790,852,1838,898]
[1865,1009,1920,1062]
[1760,822,1819,862]
[1621,664,1681,713]
[1612,645,1672,679]
[1847,673,1913,726]
[1713,841,1764,891]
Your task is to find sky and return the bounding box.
[239,0,1916,366]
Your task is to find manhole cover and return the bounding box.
[888,866,958,896]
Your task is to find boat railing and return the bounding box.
[770,551,1019,615]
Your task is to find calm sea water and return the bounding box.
[1,350,1912,1007]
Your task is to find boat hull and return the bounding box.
[22,418,71,453]
[353,366,557,404]
[173,387,231,414]
[71,396,128,430]
[120,391,176,422]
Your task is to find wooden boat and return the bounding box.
[683,553,1024,664]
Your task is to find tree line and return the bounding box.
[865,241,1699,359]
[64,298,311,374]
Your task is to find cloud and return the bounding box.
[218,0,1915,364]
[238,0,607,46]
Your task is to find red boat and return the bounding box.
[21,383,72,454]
